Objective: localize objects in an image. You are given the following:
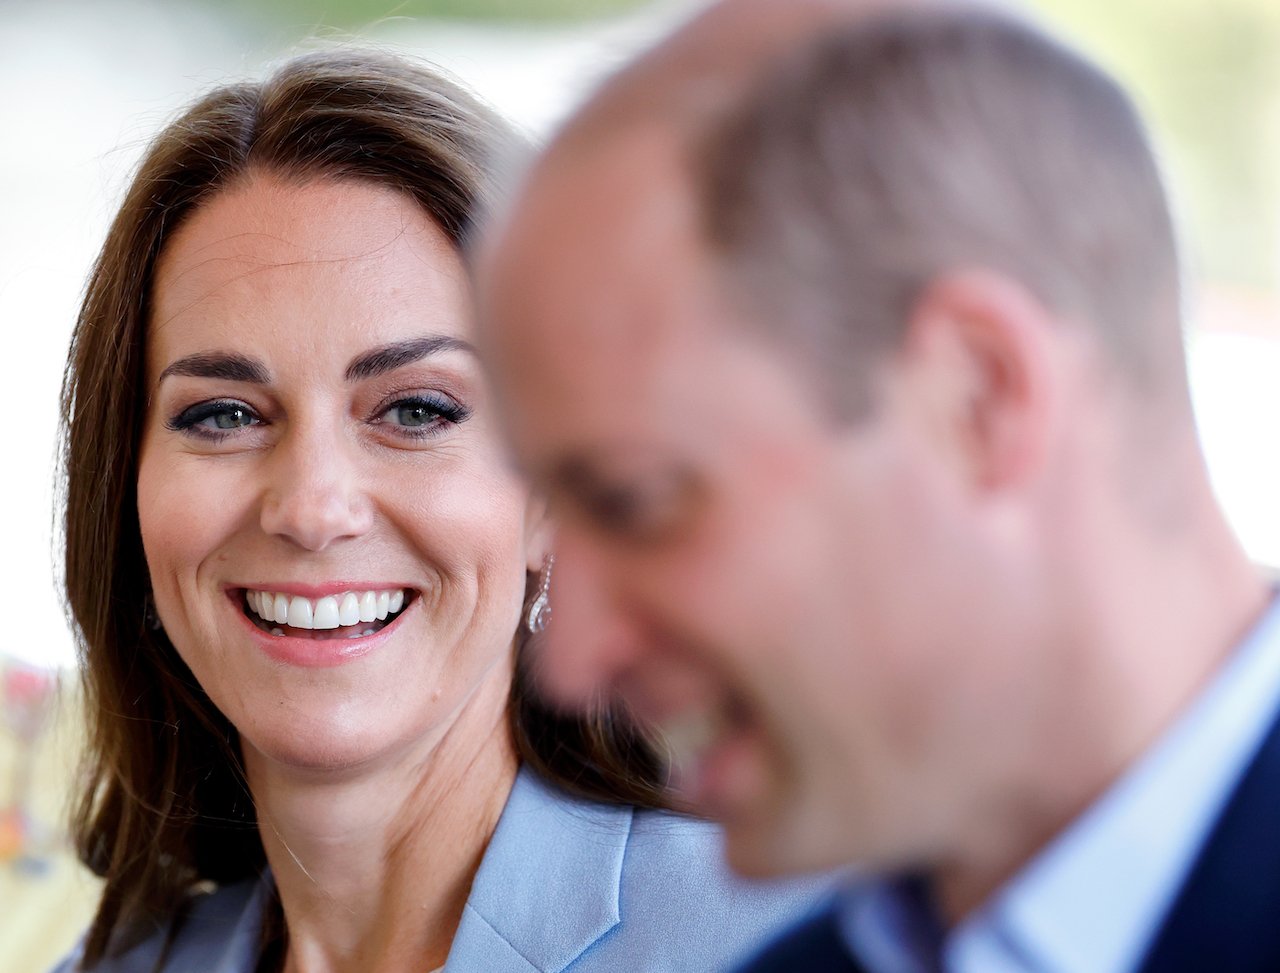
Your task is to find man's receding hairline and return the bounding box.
[555,0,949,154]
[530,0,887,233]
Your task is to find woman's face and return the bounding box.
[138,174,542,772]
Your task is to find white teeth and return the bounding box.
[287,597,313,628]
[245,587,409,631]
[338,592,361,627]
[313,596,340,630]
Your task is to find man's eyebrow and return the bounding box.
[345,335,476,381]
[157,353,270,385]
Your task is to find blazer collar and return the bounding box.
[443,767,633,973]
[1138,700,1280,972]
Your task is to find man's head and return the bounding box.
[482,2,1202,881]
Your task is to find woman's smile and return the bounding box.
[229,583,421,667]
[241,585,412,637]
[137,174,538,767]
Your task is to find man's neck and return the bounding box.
[934,464,1271,924]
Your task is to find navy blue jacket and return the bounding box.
[737,707,1280,973]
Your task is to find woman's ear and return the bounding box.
[523,493,555,572]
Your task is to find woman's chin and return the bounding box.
[238,713,418,779]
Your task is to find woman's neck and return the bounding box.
[243,666,519,973]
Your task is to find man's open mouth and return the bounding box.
[241,588,415,640]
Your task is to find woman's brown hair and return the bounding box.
[60,48,668,967]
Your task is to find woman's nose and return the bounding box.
[259,428,374,551]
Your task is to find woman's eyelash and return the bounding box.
[166,400,260,436]
[375,394,472,436]
[164,394,472,441]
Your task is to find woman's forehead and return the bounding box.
[149,176,471,360]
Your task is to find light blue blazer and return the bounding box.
[54,768,833,972]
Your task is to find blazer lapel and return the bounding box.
[444,906,542,973]
[443,769,630,973]
[1138,704,1280,973]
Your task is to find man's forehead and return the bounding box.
[491,125,709,347]
[486,140,740,478]
[515,123,691,253]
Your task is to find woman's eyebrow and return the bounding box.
[157,352,269,384]
[345,335,476,381]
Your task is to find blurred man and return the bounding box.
[482,1,1278,969]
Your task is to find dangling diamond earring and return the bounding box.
[526,555,554,634]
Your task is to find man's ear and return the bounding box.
[523,493,556,572]
[899,268,1060,494]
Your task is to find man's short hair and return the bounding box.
[694,7,1185,419]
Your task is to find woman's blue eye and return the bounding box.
[167,401,260,436]
[380,395,470,433]
[207,406,255,429]
[391,402,436,427]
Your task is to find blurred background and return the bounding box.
[2,0,1278,969]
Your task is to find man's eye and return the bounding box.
[580,484,679,541]
[586,486,647,529]
[560,466,691,542]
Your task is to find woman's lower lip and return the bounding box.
[230,592,408,668]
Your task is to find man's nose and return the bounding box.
[537,530,643,710]
[259,424,375,551]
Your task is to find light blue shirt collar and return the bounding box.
[841,592,1280,973]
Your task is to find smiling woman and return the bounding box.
[52,49,825,973]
